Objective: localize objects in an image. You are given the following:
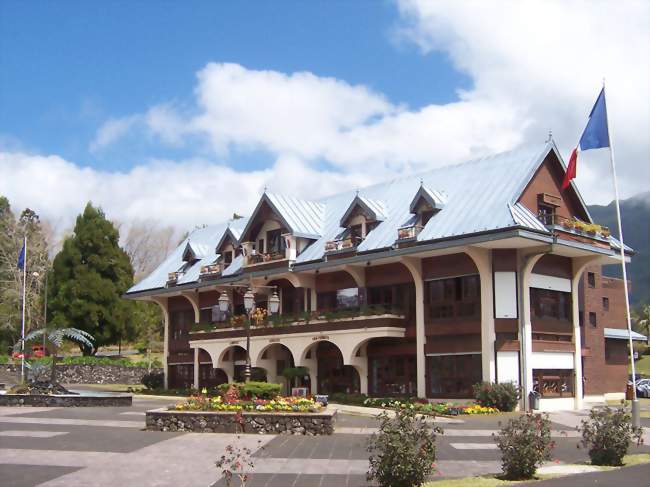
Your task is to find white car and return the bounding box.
[635,378,650,398]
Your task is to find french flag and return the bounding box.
[563,88,611,189]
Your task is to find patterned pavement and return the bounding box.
[1,398,649,487]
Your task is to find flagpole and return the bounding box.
[602,81,639,427]
[20,235,27,384]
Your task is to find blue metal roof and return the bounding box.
[604,327,647,341]
[127,141,612,295]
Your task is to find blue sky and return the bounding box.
[0,1,647,234]
[0,1,468,172]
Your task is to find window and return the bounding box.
[589,312,597,327]
[421,210,435,226]
[531,288,571,321]
[533,369,573,397]
[538,204,555,225]
[349,224,363,244]
[266,229,286,255]
[427,354,482,397]
[257,238,265,253]
[336,288,359,309]
[426,275,480,321]
[587,272,596,288]
[223,250,233,265]
[602,297,609,311]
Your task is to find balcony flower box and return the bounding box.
[397,225,423,240]
[167,271,180,283]
[200,263,222,276]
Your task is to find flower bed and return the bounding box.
[327,394,499,415]
[173,394,324,413]
[362,398,498,415]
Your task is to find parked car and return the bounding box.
[634,378,650,398]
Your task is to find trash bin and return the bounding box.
[529,391,541,411]
[626,383,635,401]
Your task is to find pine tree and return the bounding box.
[48,203,135,354]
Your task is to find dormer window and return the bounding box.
[326,194,386,252]
[223,251,233,265]
[398,184,446,241]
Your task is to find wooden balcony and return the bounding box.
[324,236,359,253]
[167,271,182,286]
[244,251,287,267]
[189,311,407,341]
[397,225,423,241]
[540,214,611,241]
[199,262,223,279]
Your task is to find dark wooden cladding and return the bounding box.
[199,291,219,308]
[496,339,520,352]
[366,262,412,286]
[531,317,573,334]
[367,338,416,356]
[425,320,481,336]
[425,334,481,354]
[190,316,407,341]
[532,254,572,279]
[492,249,517,272]
[517,151,590,222]
[168,295,193,311]
[495,318,518,333]
[316,271,357,292]
[422,253,477,280]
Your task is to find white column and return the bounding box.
[151,297,170,389]
[193,347,199,390]
[518,252,545,410]
[465,247,496,383]
[403,257,426,398]
[571,256,600,409]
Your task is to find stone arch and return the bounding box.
[298,340,360,395]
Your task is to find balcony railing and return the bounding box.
[190,305,405,334]
[397,225,423,240]
[324,236,361,253]
[539,214,611,239]
[167,271,182,285]
[199,262,223,277]
[244,250,286,266]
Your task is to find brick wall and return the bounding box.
[581,265,629,395]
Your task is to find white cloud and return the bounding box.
[395,0,649,202]
[90,115,140,152]
[5,0,648,241]
[0,151,368,238]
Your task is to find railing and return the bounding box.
[539,214,611,238]
[167,271,182,285]
[324,236,361,253]
[245,251,286,266]
[397,225,423,240]
[199,262,223,277]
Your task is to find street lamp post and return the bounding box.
[243,288,255,382]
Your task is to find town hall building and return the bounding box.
[125,141,644,410]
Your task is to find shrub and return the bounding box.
[579,407,643,466]
[473,382,520,412]
[330,392,368,405]
[494,413,554,480]
[217,382,282,399]
[141,371,164,390]
[367,407,441,487]
[0,354,9,364]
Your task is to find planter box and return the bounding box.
[0,394,132,407]
[146,407,336,435]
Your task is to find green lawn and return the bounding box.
[632,354,650,376]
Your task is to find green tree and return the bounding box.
[0,198,50,352]
[48,203,135,354]
[632,303,650,344]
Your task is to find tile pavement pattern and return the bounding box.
[1,400,649,487]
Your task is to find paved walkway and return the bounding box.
[1,400,649,486]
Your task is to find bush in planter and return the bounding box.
[330,392,368,405]
[216,382,281,400]
[473,382,520,412]
[367,407,441,487]
[579,407,643,466]
[494,413,554,480]
[141,371,164,390]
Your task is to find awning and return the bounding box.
[604,327,647,342]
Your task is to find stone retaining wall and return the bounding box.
[0,394,133,407]
[2,364,161,385]
[146,408,336,435]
